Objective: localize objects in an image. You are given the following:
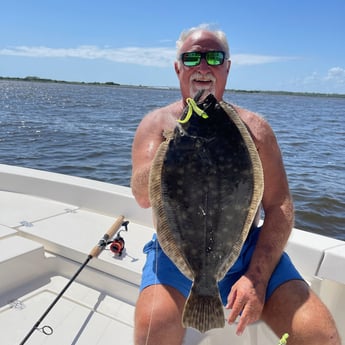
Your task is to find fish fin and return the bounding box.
[156,217,194,280]
[162,129,173,140]
[182,285,225,333]
[149,138,194,280]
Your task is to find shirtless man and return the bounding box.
[131,24,340,345]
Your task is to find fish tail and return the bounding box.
[182,284,225,333]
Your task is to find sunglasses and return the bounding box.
[180,51,226,67]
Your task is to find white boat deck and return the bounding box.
[0,164,344,344]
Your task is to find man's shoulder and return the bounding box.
[149,100,183,116]
[138,100,183,131]
[228,103,275,144]
[229,103,260,120]
[143,100,183,122]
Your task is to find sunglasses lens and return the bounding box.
[181,51,225,67]
[181,52,201,67]
[206,51,225,65]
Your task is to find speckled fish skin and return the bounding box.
[149,93,264,333]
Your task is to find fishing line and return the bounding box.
[144,91,206,344]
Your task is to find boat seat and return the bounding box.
[317,244,345,284]
[285,228,343,281]
[0,236,48,305]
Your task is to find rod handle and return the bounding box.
[89,215,125,258]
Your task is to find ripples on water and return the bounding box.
[0,81,344,240]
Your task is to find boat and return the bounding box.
[0,163,344,345]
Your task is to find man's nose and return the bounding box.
[197,58,211,73]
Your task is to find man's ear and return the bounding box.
[174,61,180,76]
[226,60,231,75]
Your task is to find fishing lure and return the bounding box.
[177,97,209,124]
[278,333,289,344]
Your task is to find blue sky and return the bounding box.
[1,0,344,94]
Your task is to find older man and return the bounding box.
[131,24,340,345]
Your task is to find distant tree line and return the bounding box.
[0,76,120,86]
[1,76,344,98]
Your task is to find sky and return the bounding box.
[1,0,345,94]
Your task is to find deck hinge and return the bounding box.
[20,220,33,227]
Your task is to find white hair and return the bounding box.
[175,23,230,59]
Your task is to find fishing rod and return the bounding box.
[20,215,126,345]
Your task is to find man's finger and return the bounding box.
[227,298,245,324]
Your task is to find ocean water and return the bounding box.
[0,80,344,240]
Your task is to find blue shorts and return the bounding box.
[140,227,304,304]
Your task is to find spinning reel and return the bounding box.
[109,220,129,256]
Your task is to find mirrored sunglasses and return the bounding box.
[180,51,226,67]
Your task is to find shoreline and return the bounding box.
[1,75,344,99]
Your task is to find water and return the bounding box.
[0,80,344,240]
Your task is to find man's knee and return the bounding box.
[262,280,340,344]
[134,285,186,345]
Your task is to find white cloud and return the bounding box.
[0,45,176,67]
[0,45,296,68]
[291,67,345,93]
[324,67,345,84]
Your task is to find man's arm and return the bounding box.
[247,119,294,287]
[131,101,183,208]
[131,112,163,208]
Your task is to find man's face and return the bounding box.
[174,30,230,102]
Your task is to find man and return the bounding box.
[131,24,340,345]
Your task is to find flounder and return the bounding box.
[149,93,264,333]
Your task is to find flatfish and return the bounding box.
[149,93,264,333]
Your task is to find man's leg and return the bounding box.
[262,280,341,345]
[134,284,186,345]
